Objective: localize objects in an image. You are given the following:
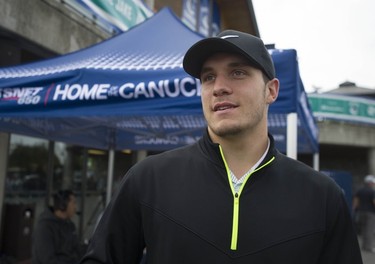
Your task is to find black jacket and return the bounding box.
[32,208,82,264]
[81,131,362,264]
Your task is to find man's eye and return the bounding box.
[201,74,215,82]
[233,70,245,77]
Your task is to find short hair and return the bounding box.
[53,190,74,211]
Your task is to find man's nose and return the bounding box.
[213,75,232,96]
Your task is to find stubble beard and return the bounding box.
[206,83,268,139]
[209,121,244,138]
[208,95,267,139]
[208,107,265,139]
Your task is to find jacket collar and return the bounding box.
[198,128,278,168]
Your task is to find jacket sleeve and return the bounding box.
[317,185,363,264]
[80,168,145,264]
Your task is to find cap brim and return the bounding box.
[183,38,261,79]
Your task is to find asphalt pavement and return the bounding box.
[361,249,375,264]
[358,235,375,264]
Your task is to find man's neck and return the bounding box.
[54,210,68,220]
[212,130,269,178]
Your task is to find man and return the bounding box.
[32,190,84,264]
[80,30,362,263]
[353,174,375,252]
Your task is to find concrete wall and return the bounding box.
[317,121,375,187]
[318,121,375,147]
[0,0,109,55]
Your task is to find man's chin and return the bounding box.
[208,124,242,138]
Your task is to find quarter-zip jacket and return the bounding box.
[81,130,362,264]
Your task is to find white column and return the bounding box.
[313,153,320,171]
[286,113,298,159]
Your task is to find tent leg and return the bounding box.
[46,141,55,207]
[106,149,115,206]
[79,148,88,241]
[287,113,298,159]
[0,133,10,231]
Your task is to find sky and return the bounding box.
[252,0,375,93]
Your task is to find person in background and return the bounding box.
[32,189,84,264]
[80,30,362,263]
[353,174,375,253]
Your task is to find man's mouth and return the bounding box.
[213,103,237,111]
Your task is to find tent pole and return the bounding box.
[46,141,55,208]
[79,148,88,242]
[0,133,10,232]
[287,113,298,159]
[106,149,115,206]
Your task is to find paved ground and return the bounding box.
[361,249,375,264]
[358,235,375,264]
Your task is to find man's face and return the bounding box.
[200,52,278,140]
[66,194,77,219]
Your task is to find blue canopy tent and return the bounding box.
[268,49,318,157]
[0,8,319,202]
[0,8,206,152]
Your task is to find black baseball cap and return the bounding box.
[183,30,275,80]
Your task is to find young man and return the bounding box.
[80,30,362,263]
[32,190,84,264]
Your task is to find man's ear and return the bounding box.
[266,78,279,104]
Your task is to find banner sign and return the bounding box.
[0,76,201,111]
[308,93,375,125]
[211,0,220,36]
[78,0,153,31]
[182,0,220,36]
[198,0,210,36]
[181,0,198,31]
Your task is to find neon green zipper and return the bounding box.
[219,145,275,250]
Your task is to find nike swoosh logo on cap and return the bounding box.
[221,35,239,39]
